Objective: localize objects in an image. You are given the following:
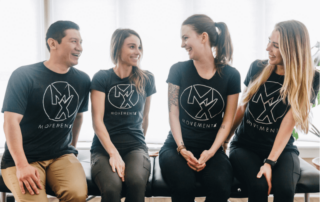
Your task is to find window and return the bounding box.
[0,0,319,146]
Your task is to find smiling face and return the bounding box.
[181,25,204,60]
[55,29,83,67]
[119,34,141,67]
[266,30,283,66]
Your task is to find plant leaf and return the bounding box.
[292,128,299,140]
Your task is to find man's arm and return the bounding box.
[3,112,42,195]
[71,113,84,148]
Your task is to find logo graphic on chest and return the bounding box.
[180,84,225,121]
[248,81,289,125]
[43,81,79,122]
[108,84,139,109]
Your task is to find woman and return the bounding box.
[159,14,241,202]
[90,29,156,202]
[226,20,320,202]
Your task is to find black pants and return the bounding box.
[91,147,150,202]
[159,147,233,202]
[229,147,300,202]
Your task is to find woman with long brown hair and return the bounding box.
[227,20,320,201]
[159,14,241,201]
[90,29,156,202]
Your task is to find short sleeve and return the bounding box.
[145,72,156,97]
[1,68,31,115]
[311,71,320,104]
[166,63,182,86]
[78,74,91,113]
[244,60,265,86]
[227,68,241,95]
[90,70,109,93]
[244,62,255,86]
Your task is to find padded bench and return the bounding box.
[0,155,319,202]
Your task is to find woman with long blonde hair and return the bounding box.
[90,29,156,202]
[226,20,320,201]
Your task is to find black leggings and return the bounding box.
[229,147,300,202]
[159,147,233,202]
[91,148,151,202]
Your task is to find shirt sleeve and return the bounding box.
[78,74,91,113]
[244,60,265,86]
[90,70,109,93]
[166,63,182,86]
[227,68,241,95]
[311,71,320,105]
[145,72,156,97]
[1,68,31,115]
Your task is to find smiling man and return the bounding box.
[1,21,90,202]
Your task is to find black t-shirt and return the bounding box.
[231,60,320,155]
[162,60,241,150]
[90,68,156,153]
[1,62,90,169]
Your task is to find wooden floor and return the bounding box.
[48,196,319,202]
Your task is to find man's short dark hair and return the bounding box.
[46,21,80,51]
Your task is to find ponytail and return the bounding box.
[182,15,234,75]
[214,22,233,67]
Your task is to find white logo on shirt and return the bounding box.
[180,84,225,121]
[108,84,139,109]
[43,81,79,122]
[248,81,289,125]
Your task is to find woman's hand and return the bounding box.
[109,153,125,182]
[180,149,205,172]
[257,163,272,195]
[222,142,228,153]
[180,149,198,168]
[149,151,159,157]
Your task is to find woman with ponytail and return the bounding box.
[159,14,240,201]
[226,20,320,202]
[90,29,156,202]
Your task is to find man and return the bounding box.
[1,21,90,202]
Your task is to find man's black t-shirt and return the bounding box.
[231,60,320,154]
[1,62,90,169]
[90,68,156,153]
[162,60,241,150]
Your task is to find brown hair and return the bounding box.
[110,28,149,95]
[241,20,315,133]
[182,14,233,74]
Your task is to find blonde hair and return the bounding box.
[110,28,149,95]
[241,20,316,133]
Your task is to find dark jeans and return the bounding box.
[159,147,233,202]
[91,147,150,202]
[229,147,300,202]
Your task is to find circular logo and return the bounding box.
[180,84,225,121]
[108,84,139,109]
[43,81,79,122]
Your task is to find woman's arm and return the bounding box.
[223,87,248,152]
[168,83,198,166]
[91,90,125,182]
[168,83,184,147]
[142,96,151,136]
[257,108,296,195]
[198,93,239,167]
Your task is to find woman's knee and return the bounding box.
[249,177,269,194]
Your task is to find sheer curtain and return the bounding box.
[0,0,319,146]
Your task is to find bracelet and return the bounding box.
[177,145,186,154]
